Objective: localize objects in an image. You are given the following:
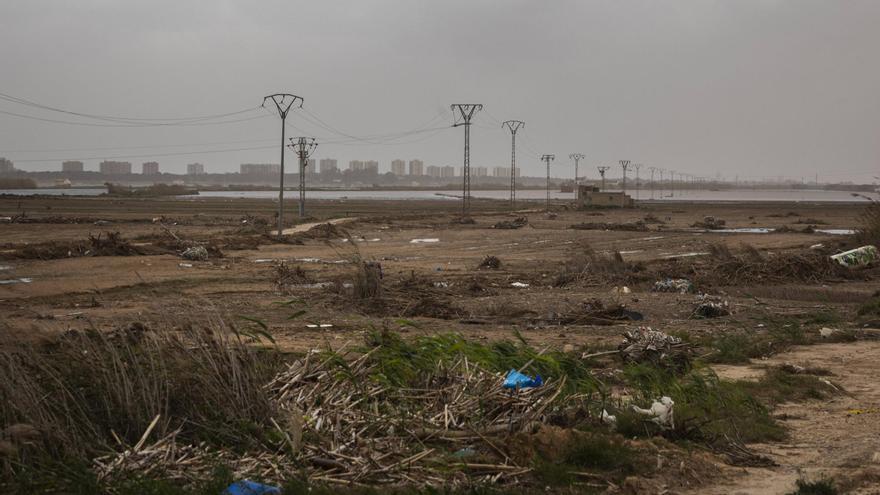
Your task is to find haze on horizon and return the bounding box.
[0,0,877,183]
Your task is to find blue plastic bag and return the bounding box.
[502,369,543,389]
[224,480,281,495]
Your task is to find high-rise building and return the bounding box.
[0,158,13,174]
[100,161,132,174]
[142,162,159,175]
[391,159,406,175]
[62,160,84,173]
[441,166,455,178]
[426,165,441,178]
[241,163,281,175]
[187,163,205,175]
[493,166,509,177]
[364,160,379,174]
[306,158,317,175]
[348,160,365,171]
[473,166,488,177]
[319,158,338,174]
[408,159,424,176]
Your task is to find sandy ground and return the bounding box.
[1,194,877,493]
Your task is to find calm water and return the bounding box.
[0,188,875,202]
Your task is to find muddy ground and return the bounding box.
[1,195,878,493]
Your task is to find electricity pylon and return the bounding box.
[597,166,610,191]
[502,120,524,207]
[569,153,585,186]
[263,93,303,237]
[542,154,555,211]
[669,170,676,197]
[619,160,631,193]
[648,166,658,199]
[634,163,642,200]
[288,137,318,217]
[451,104,482,216]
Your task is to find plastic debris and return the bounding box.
[600,409,617,428]
[652,278,694,294]
[510,282,530,288]
[178,263,193,268]
[502,369,543,389]
[305,324,334,329]
[632,396,675,429]
[452,447,477,458]
[410,238,440,244]
[819,327,839,338]
[224,480,281,495]
[181,246,209,261]
[810,243,825,250]
[0,278,32,285]
[831,245,879,267]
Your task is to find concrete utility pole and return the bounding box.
[597,166,610,191]
[502,120,524,207]
[451,104,483,217]
[288,137,317,218]
[619,160,631,193]
[569,153,585,187]
[263,93,303,237]
[541,154,555,210]
[648,166,657,199]
[634,163,642,201]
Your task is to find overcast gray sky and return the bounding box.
[1,0,878,182]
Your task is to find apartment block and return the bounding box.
[408,159,424,176]
[187,163,205,175]
[390,159,406,175]
[319,158,338,174]
[100,160,132,174]
[62,160,84,173]
[142,162,159,175]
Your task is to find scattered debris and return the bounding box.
[0,277,32,285]
[568,221,648,232]
[692,295,731,319]
[810,243,825,250]
[618,327,692,369]
[305,324,333,329]
[692,216,726,229]
[493,217,528,229]
[632,397,675,429]
[477,255,501,270]
[642,214,665,224]
[600,409,617,428]
[178,263,193,268]
[510,282,530,288]
[275,262,312,290]
[410,238,440,244]
[180,246,209,261]
[653,278,695,294]
[831,245,879,267]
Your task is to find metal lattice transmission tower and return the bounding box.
[288,137,318,218]
[634,163,642,200]
[569,153,585,186]
[263,93,303,237]
[669,170,675,197]
[502,120,525,207]
[451,104,483,216]
[597,166,610,191]
[648,166,658,199]
[619,160,631,193]
[541,154,555,211]
[658,169,665,197]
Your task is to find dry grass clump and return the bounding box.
[697,245,851,285]
[2,232,146,260]
[856,200,880,247]
[477,255,502,269]
[352,261,383,299]
[0,320,280,460]
[554,245,646,286]
[274,262,312,291]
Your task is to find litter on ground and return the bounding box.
[410,238,440,244]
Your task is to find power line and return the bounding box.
[0,91,262,124]
[0,108,269,127]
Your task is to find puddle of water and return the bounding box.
[817,229,855,235]
[709,228,773,234]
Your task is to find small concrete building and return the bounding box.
[576,185,634,208]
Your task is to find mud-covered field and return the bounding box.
[2,195,879,494]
